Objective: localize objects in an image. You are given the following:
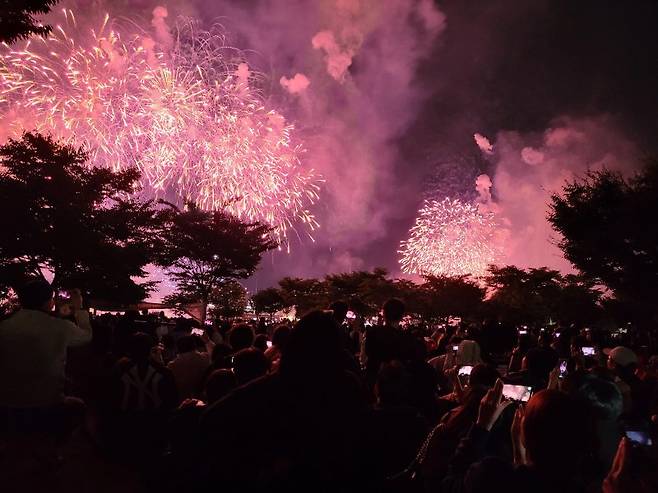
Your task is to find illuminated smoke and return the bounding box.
[280,73,310,94]
[479,116,638,271]
[474,133,494,155]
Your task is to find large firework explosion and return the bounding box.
[399,197,499,277]
[0,9,320,248]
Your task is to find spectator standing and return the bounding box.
[167,335,211,399]
[0,280,91,444]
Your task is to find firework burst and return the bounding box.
[0,9,320,248]
[399,198,499,277]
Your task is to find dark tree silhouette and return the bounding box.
[0,132,164,304]
[158,203,276,317]
[325,268,398,316]
[276,277,329,317]
[549,161,658,325]
[484,265,601,328]
[251,287,286,317]
[208,279,248,320]
[0,0,59,44]
[421,274,486,322]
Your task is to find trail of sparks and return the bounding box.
[0,9,320,249]
[399,198,498,277]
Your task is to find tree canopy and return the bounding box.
[421,275,486,322]
[0,0,59,44]
[208,279,248,320]
[251,287,286,316]
[0,132,163,304]
[158,203,277,311]
[549,160,658,325]
[276,277,329,316]
[483,265,601,328]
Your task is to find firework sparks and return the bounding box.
[0,9,320,248]
[399,198,499,277]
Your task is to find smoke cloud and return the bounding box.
[279,73,310,94]
[166,0,447,278]
[474,133,494,155]
[479,116,638,272]
[151,6,173,50]
[22,1,657,288]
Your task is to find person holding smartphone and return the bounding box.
[0,279,92,444]
[442,383,593,493]
[604,346,652,419]
[364,298,407,388]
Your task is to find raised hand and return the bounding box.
[511,405,526,465]
[476,379,509,431]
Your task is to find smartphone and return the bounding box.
[191,328,205,336]
[581,346,596,357]
[266,341,273,348]
[625,430,653,447]
[457,365,473,387]
[558,359,568,379]
[502,384,533,402]
[452,345,459,352]
[518,330,528,335]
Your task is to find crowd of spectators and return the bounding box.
[1,279,657,492]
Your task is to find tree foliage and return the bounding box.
[208,279,248,320]
[277,277,329,316]
[0,0,59,44]
[0,132,163,304]
[261,269,486,321]
[483,265,601,328]
[325,268,399,316]
[420,275,486,321]
[251,287,286,316]
[157,203,277,307]
[549,161,658,325]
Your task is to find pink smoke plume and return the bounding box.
[479,116,638,272]
[280,73,310,94]
[311,31,356,83]
[475,174,493,206]
[173,0,447,277]
[474,133,494,155]
[151,6,173,50]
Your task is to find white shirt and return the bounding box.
[0,309,92,407]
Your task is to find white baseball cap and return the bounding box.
[603,346,638,367]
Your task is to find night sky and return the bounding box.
[250,0,658,287]
[6,1,658,294]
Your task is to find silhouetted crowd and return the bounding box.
[1,279,658,492]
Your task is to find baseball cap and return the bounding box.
[603,346,638,367]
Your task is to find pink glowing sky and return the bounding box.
[8,1,658,297]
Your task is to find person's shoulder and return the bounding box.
[152,361,175,377]
[0,308,21,324]
[365,325,378,336]
[202,374,277,422]
[369,324,396,337]
[0,310,19,328]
